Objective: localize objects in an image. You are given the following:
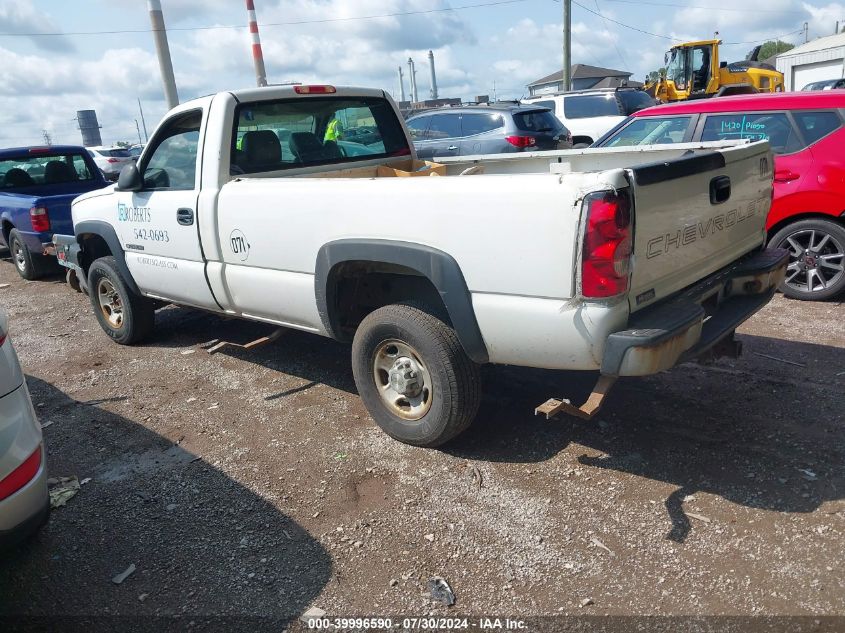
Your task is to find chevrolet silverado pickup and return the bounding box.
[56,85,787,447]
[0,146,108,279]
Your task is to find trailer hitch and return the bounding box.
[534,374,617,421]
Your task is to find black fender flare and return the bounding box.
[75,220,141,295]
[315,239,489,364]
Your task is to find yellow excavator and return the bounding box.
[645,40,784,103]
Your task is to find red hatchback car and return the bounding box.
[596,92,845,300]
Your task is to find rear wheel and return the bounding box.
[351,302,481,448]
[87,256,155,344]
[9,229,49,281]
[769,218,845,300]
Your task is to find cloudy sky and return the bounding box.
[1,0,843,146]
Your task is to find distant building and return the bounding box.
[527,64,642,96]
[776,32,845,91]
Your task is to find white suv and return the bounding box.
[87,146,134,181]
[0,307,49,549]
[522,88,656,147]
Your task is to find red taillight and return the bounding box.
[30,206,50,232]
[294,85,337,94]
[505,135,536,148]
[106,158,121,163]
[27,147,51,154]
[581,190,632,298]
[0,445,41,502]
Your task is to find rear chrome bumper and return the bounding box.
[603,248,788,377]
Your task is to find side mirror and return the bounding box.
[116,164,142,192]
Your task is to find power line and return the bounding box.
[593,0,629,69]
[0,0,530,38]
[569,0,804,46]
[603,0,805,14]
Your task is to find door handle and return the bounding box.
[176,207,194,226]
[774,170,799,183]
[447,145,458,151]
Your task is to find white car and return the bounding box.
[87,146,134,181]
[522,88,656,147]
[0,307,48,548]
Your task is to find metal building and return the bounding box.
[776,32,845,91]
[76,110,103,147]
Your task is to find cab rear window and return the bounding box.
[231,96,410,174]
[0,153,93,188]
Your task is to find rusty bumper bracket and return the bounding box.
[534,375,617,421]
[205,328,286,355]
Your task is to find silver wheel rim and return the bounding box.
[779,228,845,294]
[12,241,26,272]
[97,278,124,329]
[372,339,433,421]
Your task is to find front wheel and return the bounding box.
[769,218,845,300]
[87,256,155,344]
[351,302,481,448]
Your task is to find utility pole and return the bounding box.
[804,21,809,43]
[42,130,52,146]
[137,99,148,143]
[147,0,179,110]
[397,66,406,102]
[561,0,572,92]
[408,57,419,103]
[245,0,268,87]
[135,120,143,145]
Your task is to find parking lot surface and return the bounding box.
[0,255,842,625]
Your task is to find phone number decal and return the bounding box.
[133,229,170,243]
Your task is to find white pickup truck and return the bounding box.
[56,85,786,447]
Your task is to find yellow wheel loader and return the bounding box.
[645,40,784,103]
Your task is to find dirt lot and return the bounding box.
[0,253,843,630]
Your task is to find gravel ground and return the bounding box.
[0,254,842,630]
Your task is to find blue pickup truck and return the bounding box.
[0,146,109,279]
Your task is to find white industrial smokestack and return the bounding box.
[428,50,439,99]
[397,66,406,101]
[408,57,419,103]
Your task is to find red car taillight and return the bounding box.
[581,190,632,298]
[30,206,50,232]
[0,445,41,501]
[505,135,536,148]
[106,158,121,163]
[0,318,6,347]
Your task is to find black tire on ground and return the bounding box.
[351,302,481,448]
[768,218,845,301]
[87,256,155,345]
[9,229,50,281]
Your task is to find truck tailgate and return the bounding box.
[626,142,773,312]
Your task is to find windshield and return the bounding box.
[665,47,687,89]
[601,116,692,147]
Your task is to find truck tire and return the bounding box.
[9,229,49,281]
[87,256,154,344]
[351,302,481,448]
[769,218,845,300]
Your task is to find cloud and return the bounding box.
[0,0,75,52]
[802,2,845,38]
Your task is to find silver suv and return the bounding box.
[405,103,572,159]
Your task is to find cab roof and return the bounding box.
[0,145,88,158]
[634,91,845,117]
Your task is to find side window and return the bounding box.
[530,100,557,114]
[603,116,693,147]
[407,116,431,140]
[700,112,801,154]
[460,113,504,136]
[142,110,202,190]
[426,114,462,140]
[72,155,92,180]
[793,111,842,145]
